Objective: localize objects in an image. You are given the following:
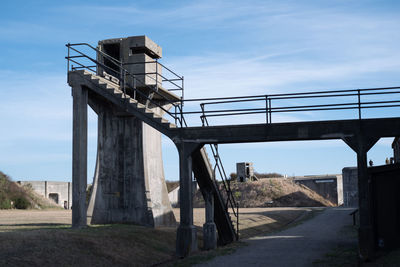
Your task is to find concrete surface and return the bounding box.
[294,175,343,205]
[342,167,358,207]
[86,101,175,227]
[18,181,72,209]
[197,207,356,267]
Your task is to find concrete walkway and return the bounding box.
[198,207,356,267]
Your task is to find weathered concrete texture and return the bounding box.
[97,35,163,89]
[342,167,358,207]
[236,162,255,182]
[18,181,72,209]
[72,85,88,228]
[87,101,175,226]
[203,190,217,250]
[392,137,400,163]
[294,175,343,205]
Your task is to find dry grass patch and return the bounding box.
[0,224,176,266]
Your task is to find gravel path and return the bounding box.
[198,207,356,267]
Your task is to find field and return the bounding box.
[0,207,317,266]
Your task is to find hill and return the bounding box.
[193,178,335,208]
[0,171,59,209]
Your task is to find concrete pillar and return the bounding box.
[72,85,88,228]
[86,101,175,226]
[176,142,198,258]
[203,189,217,250]
[68,182,71,210]
[343,134,379,260]
[356,146,374,260]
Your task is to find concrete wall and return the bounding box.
[168,181,198,208]
[342,167,358,207]
[236,162,255,182]
[18,181,72,209]
[168,186,179,207]
[294,175,343,205]
[392,137,400,163]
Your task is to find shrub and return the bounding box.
[234,191,242,199]
[12,196,30,209]
[0,199,12,209]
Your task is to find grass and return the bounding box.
[0,171,60,210]
[0,207,317,266]
[0,224,177,266]
[0,222,248,267]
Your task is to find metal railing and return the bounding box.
[66,43,186,127]
[205,115,239,239]
[178,86,400,126]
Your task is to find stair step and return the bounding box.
[79,71,177,131]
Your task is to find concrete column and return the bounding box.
[86,101,175,226]
[72,85,88,228]
[343,134,379,260]
[203,189,217,250]
[356,146,374,260]
[176,142,198,258]
[68,182,71,210]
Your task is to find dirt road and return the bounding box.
[197,207,356,267]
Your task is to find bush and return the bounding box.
[12,196,30,209]
[234,191,242,199]
[0,199,12,209]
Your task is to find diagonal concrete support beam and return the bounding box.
[175,141,201,258]
[342,134,380,260]
[72,85,88,228]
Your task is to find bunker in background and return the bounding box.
[236,162,256,182]
[17,181,72,209]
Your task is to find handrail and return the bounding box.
[66,43,186,127]
[202,115,239,239]
[187,86,400,125]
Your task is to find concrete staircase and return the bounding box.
[68,69,237,244]
[68,70,177,137]
[192,147,238,245]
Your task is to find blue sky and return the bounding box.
[1,0,400,182]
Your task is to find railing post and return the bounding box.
[358,89,362,120]
[236,202,239,239]
[67,43,70,72]
[268,98,272,123]
[155,59,158,89]
[133,75,137,100]
[180,99,184,127]
[175,105,178,126]
[265,95,268,124]
[182,76,185,103]
[201,104,205,127]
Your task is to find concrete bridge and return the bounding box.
[66,36,400,260]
